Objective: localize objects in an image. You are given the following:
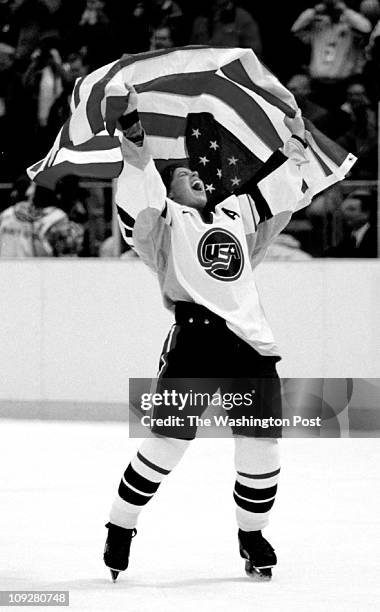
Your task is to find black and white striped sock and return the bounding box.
[110,436,190,528]
[233,437,280,532]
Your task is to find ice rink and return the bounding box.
[1,419,379,612]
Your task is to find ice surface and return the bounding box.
[0,420,379,612]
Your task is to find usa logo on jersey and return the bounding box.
[197,228,244,281]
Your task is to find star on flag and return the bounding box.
[185,113,261,205]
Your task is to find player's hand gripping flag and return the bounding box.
[27,46,356,205]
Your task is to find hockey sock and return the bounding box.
[109,435,191,529]
[233,437,280,532]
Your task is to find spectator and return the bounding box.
[9,0,61,67]
[0,42,25,180]
[22,39,65,158]
[0,0,16,47]
[306,184,344,256]
[0,182,83,257]
[70,0,116,69]
[4,174,30,211]
[46,52,89,145]
[190,0,262,56]
[291,1,371,108]
[0,42,15,114]
[363,4,380,100]
[324,190,377,257]
[337,80,378,179]
[150,25,175,50]
[286,72,350,138]
[150,0,185,44]
[55,175,91,256]
[114,1,152,55]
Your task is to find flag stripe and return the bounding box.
[304,118,347,166]
[86,62,127,134]
[27,46,356,197]
[28,159,44,174]
[105,95,129,135]
[139,113,186,137]
[146,135,187,160]
[55,146,122,165]
[154,157,189,173]
[139,92,273,160]
[64,135,120,153]
[221,59,295,117]
[83,46,224,133]
[28,161,119,189]
[136,72,283,152]
[59,119,72,147]
[308,144,333,177]
[73,76,85,109]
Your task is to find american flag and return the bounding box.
[185,111,263,206]
[27,46,356,202]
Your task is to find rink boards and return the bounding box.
[0,260,379,406]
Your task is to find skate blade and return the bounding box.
[110,570,120,582]
[245,562,272,581]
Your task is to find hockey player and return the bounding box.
[104,84,309,581]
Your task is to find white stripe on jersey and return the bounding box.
[157,324,177,377]
[239,194,260,235]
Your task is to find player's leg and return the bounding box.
[233,436,280,580]
[109,434,191,528]
[104,434,191,579]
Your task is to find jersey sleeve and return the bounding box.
[115,132,170,249]
[238,136,310,267]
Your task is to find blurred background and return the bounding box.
[0,0,379,259]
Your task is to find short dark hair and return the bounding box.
[345,189,375,214]
[32,185,57,208]
[160,162,190,193]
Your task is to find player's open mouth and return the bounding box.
[191,179,204,192]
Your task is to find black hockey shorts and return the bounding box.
[151,302,282,439]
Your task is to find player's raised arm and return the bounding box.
[238,112,310,267]
[115,84,168,248]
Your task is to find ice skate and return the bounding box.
[238,529,277,580]
[103,522,137,582]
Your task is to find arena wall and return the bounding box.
[0,260,379,405]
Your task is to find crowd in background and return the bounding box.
[0,0,378,257]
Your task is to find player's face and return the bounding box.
[169,168,207,210]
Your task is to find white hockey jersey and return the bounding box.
[115,135,310,357]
